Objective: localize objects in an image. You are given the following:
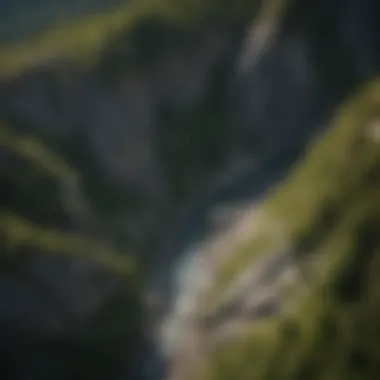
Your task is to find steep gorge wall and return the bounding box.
[0,0,379,379]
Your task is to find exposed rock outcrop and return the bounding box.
[0,0,379,379]
[152,76,380,380]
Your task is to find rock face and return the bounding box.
[233,0,380,158]
[0,0,380,379]
[149,79,380,380]
[201,79,380,380]
[0,10,246,378]
[141,1,380,379]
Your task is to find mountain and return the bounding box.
[0,0,380,379]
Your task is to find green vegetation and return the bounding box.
[0,123,135,275]
[0,123,135,273]
[0,124,79,190]
[1,211,134,274]
[203,77,380,380]
[0,121,141,377]
[1,1,377,378]
[0,0,260,80]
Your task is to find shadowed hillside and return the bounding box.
[0,0,128,44]
[0,0,380,379]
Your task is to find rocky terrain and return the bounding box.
[0,0,380,379]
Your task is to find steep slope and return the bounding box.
[0,0,380,379]
[0,0,257,79]
[0,2,257,379]
[156,77,380,380]
[0,0,127,44]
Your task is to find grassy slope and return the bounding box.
[0,122,141,377]
[0,0,260,81]
[203,77,380,380]
[0,123,135,275]
[0,0,261,376]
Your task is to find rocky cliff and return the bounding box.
[154,77,380,380]
[0,0,379,379]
